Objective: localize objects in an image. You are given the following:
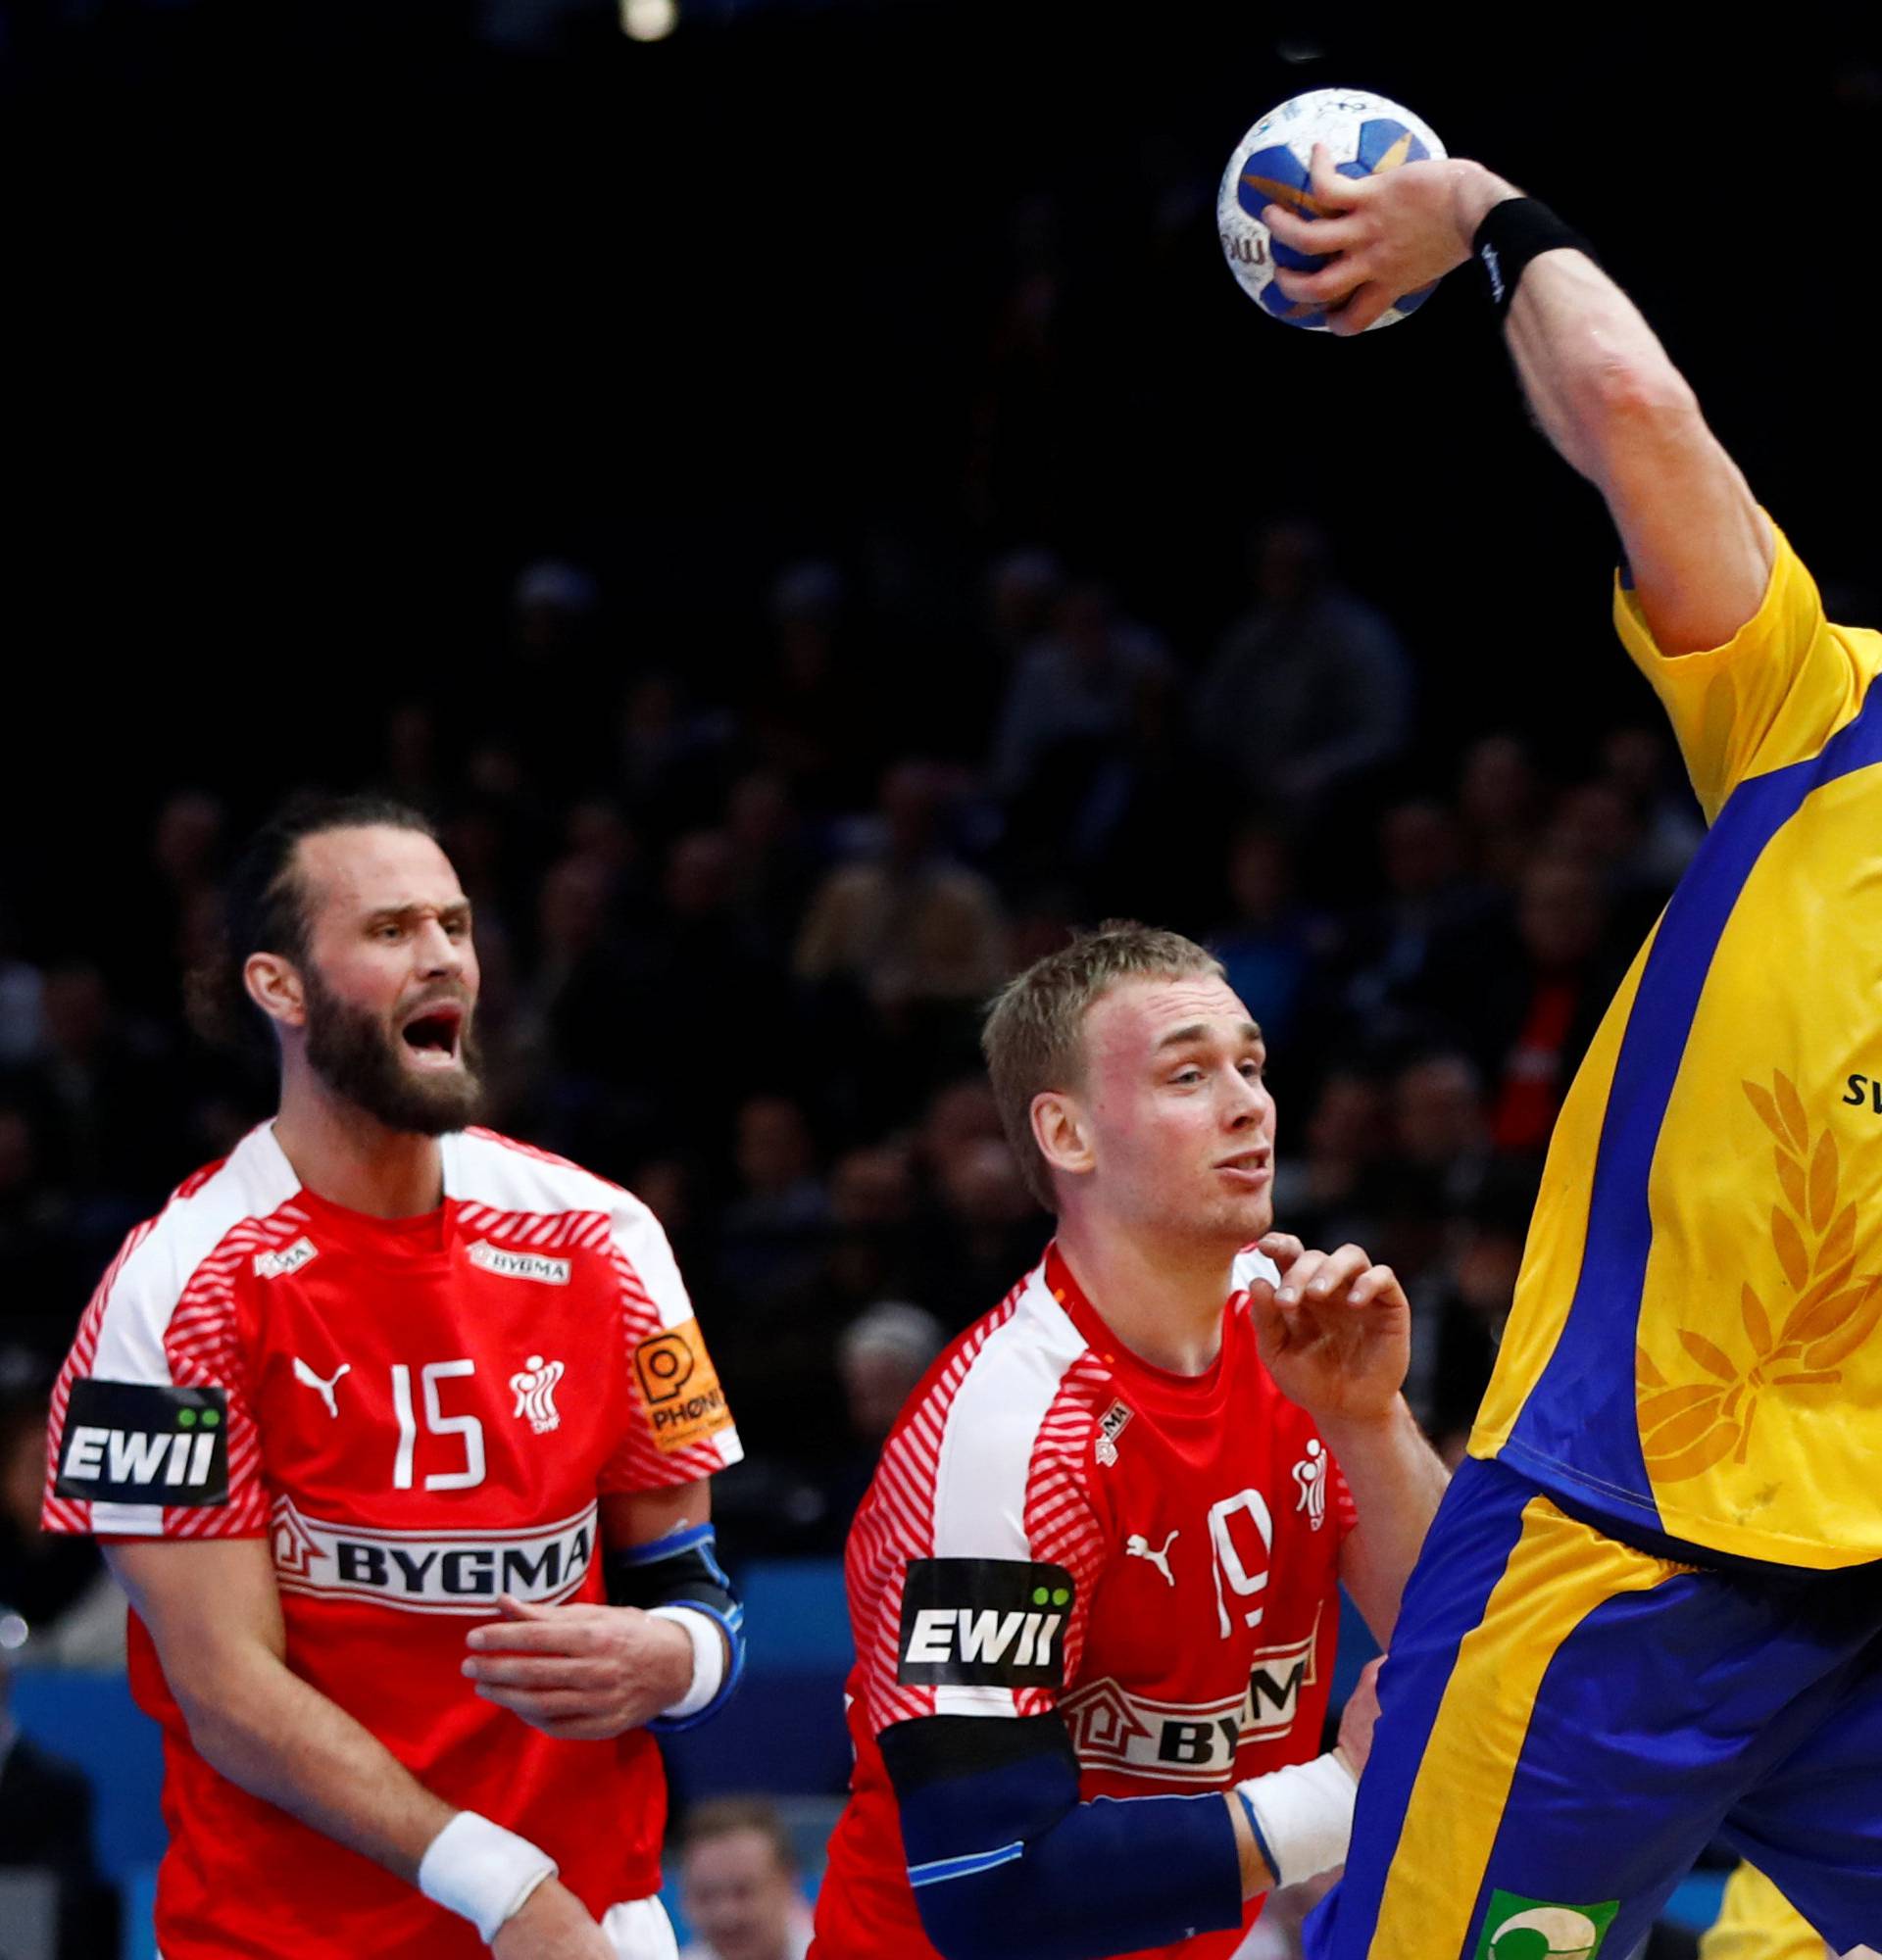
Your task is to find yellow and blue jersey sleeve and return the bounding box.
[1474,519,1882,1568]
[1614,521,1881,821]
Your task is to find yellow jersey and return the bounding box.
[1473,521,1882,1567]
[1698,1864,1827,1960]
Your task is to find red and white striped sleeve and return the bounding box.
[597,1186,744,1494]
[446,1129,743,1494]
[849,1269,1114,1738]
[42,1145,294,1541]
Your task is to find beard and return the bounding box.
[302,964,487,1137]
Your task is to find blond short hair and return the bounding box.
[981,920,1224,1210]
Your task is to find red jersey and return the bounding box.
[812,1244,1354,1960]
[43,1122,742,1960]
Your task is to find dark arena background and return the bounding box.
[3,3,1879,1954]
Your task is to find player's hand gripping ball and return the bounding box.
[1218,86,1445,330]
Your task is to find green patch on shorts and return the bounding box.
[1474,1890,1620,1960]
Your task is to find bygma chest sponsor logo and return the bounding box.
[466,1240,571,1286]
[1061,1616,1322,1784]
[896,1558,1074,1690]
[54,1381,229,1507]
[271,1496,598,1615]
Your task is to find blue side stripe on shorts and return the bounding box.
[908,1840,1025,1887]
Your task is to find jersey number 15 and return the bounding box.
[389,1359,485,1492]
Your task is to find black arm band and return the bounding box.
[1473,197,1595,318]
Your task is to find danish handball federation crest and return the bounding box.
[510,1354,565,1434]
[1293,1438,1328,1530]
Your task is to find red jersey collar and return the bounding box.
[289,1178,451,1258]
[1042,1241,1241,1408]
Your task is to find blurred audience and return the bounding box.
[0,1628,120,1958]
[988,581,1173,803]
[0,1380,124,1669]
[676,1797,816,1960]
[1193,519,1413,821]
[0,519,1713,1633]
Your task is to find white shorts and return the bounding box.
[603,1895,680,1960]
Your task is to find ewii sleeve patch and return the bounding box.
[896,1557,1075,1689]
[632,1318,734,1456]
[54,1380,229,1507]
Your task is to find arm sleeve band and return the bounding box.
[880,1714,1244,1960]
[604,1521,745,1733]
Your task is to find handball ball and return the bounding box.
[1217,86,1445,331]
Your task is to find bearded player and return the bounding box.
[811,923,1450,1960]
[1252,149,1882,1956]
[43,796,744,1959]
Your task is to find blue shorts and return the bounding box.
[1306,1454,1882,1960]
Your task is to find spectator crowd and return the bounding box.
[0,516,1712,1629]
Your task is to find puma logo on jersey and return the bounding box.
[467,1240,570,1286]
[292,1358,350,1419]
[254,1237,320,1280]
[1125,1529,1179,1585]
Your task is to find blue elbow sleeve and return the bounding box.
[882,1715,1243,1960]
[605,1522,745,1732]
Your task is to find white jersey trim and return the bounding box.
[444,1130,696,1331]
[928,1261,1089,1718]
[1230,1246,1284,1296]
[89,1126,301,1390]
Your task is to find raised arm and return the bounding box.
[104,1538,610,1958]
[1261,149,1774,655]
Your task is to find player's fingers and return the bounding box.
[495,1592,554,1621]
[1261,203,1366,259]
[1304,1245,1372,1300]
[463,1653,611,1690]
[1308,141,1367,209]
[1255,1232,1304,1274]
[1273,262,1367,309]
[466,1617,602,1656]
[1327,281,1395,337]
[1347,1263,1403,1309]
[1244,1278,1292,1350]
[1273,1249,1329,1304]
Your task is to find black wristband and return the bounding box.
[1473,197,1594,318]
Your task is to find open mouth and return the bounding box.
[1215,1152,1271,1186]
[399,1004,465,1069]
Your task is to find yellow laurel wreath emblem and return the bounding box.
[1637,1069,1882,1482]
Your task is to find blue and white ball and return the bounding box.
[1217,87,1446,331]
